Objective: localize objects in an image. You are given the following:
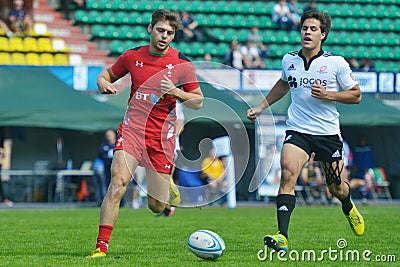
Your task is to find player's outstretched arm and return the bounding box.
[311,80,361,104]
[96,68,121,95]
[247,79,290,122]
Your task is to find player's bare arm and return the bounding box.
[247,79,290,122]
[96,68,121,95]
[160,75,203,110]
[311,80,361,104]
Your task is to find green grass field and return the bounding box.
[0,205,399,266]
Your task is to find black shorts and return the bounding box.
[283,130,343,162]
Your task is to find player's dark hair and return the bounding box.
[151,9,180,31]
[301,11,332,43]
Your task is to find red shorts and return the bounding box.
[114,127,175,174]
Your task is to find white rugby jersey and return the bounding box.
[281,50,358,135]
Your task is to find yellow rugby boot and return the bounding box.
[169,177,181,207]
[264,232,288,252]
[346,203,365,236]
[86,248,106,258]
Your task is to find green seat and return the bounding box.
[91,24,106,38]
[191,42,204,56]
[88,10,102,24]
[101,11,116,24]
[216,43,229,57]
[204,42,217,55]
[110,40,124,54]
[232,14,247,27]
[74,10,89,23]
[123,40,135,50]
[119,25,133,39]
[374,61,386,72]
[111,0,126,11]
[254,1,268,15]
[132,26,148,40]
[247,15,259,27]
[127,12,140,25]
[387,61,400,72]
[86,0,106,10]
[236,28,248,42]
[368,46,382,59]
[381,18,394,31]
[115,11,129,24]
[104,25,119,38]
[224,28,238,42]
[220,14,234,27]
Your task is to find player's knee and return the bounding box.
[108,175,128,199]
[148,200,165,213]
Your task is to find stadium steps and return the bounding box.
[33,0,114,66]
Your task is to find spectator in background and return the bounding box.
[271,0,298,31]
[59,0,86,20]
[0,128,13,206]
[303,1,318,13]
[347,57,360,70]
[92,157,106,206]
[0,19,14,37]
[201,147,227,204]
[299,153,325,203]
[8,0,33,35]
[359,58,375,72]
[98,129,116,188]
[179,10,202,42]
[351,134,375,202]
[247,25,270,61]
[241,40,266,69]
[198,53,215,69]
[288,0,301,29]
[223,40,245,70]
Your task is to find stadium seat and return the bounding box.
[0,52,11,64]
[74,9,89,23]
[88,10,102,24]
[110,40,124,54]
[54,53,69,65]
[101,10,116,24]
[37,37,54,52]
[132,26,148,40]
[68,54,83,65]
[0,37,9,52]
[32,22,52,37]
[91,24,106,38]
[39,53,55,65]
[8,37,24,52]
[119,25,134,39]
[11,52,26,64]
[114,11,129,24]
[25,53,40,65]
[104,25,119,39]
[23,37,38,52]
[52,38,70,52]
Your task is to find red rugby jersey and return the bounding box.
[112,45,199,139]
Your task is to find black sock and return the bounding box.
[276,194,296,239]
[162,207,171,216]
[341,192,353,215]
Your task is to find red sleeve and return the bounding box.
[111,51,130,78]
[178,61,200,92]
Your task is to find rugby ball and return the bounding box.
[187,230,225,260]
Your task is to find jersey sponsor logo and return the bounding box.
[136,61,144,67]
[288,75,328,89]
[135,92,150,101]
[287,64,296,71]
[284,134,292,141]
[331,150,341,158]
[165,164,171,169]
[166,63,174,77]
[287,76,297,88]
[278,205,289,211]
